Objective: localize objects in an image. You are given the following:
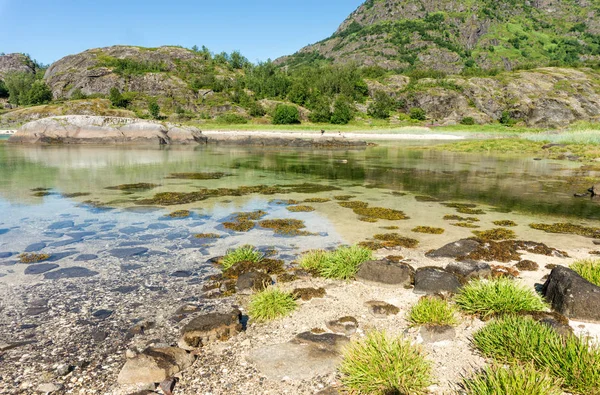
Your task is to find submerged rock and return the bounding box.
[178,309,242,350]
[117,347,194,385]
[43,267,98,280]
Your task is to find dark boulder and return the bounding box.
[414,267,462,294]
[356,260,414,287]
[445,260,491,283]
[542,266,600,323]
[426,239,481,258]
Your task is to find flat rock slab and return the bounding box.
[117,347,194,385]
[419,325,456,343]
[48,221,75,230]
[75,254,98,261]
[43,267,99,280]
[414,267,462,294]
[109,247,148,258]
[24,242,47,252]
[248,333,349,381]
[356,260,414,287]
[0,252,13,259]
[46,251,78,262]
[543,266,600,323]
[445,260,491,283]
[25,263,59,275]
[178,309,242,350]
[426,239,481,258]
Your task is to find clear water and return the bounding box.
[1,142,599,281]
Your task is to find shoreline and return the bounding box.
[201,130,466,141]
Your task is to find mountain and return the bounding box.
[0,53,37,80]
[282,0,600,73]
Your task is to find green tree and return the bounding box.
[148,98,160,119]
[4,72,36,105]
[308,98,332,123]
[109,87,129,108]
[70,88,87,100]
[272,104,300,125]
[229,50,249,69]
[367,91,395,119]
[409,107,426,121]
[0,80,8,98]
[330,97,354,124]
[24,80,53,105]
[247,100,266,117]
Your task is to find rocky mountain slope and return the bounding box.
[0,53,37,80]
[283,0,600,72]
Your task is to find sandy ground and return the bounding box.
[202,129,465,141]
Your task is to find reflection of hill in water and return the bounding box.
[0,143,598,219]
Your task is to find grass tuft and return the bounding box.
[247,288,297,322]
[408,296,459,327]
[221,245,265,271]
[455,278,546,319]
[298,245,372,280]
[570,259,600,286]
[339,331,432,395]
[460,364,563,395]
[473,315,600,394]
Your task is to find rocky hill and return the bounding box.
[282,0,600,72]
[0,53,37,80]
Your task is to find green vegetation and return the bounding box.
[455,277,546,319]
[109,87,129,108]
[409,107,426,121]
[460,364,563,395]
[272,104,300,125]
[570,259,600,286]
[148,97,160,119]
[299,245,373,280]
[339,331,432,395]
[408,296,459,327]
[3,72,52,106]
[473,316,600,394]
[221,245,265,271]
[248,288,297,322]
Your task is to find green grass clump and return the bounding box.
[339,331,432,395]
[473,316,600,394]
[221,245,265,271]
[570,259,600,286]
[248,288,297,322]
[299,245,373,280]
[407,296,459,327]
[455,278,546,319]
[460,364,563,395]
[473,228,517,240]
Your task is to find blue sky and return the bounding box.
[0,0,365,65]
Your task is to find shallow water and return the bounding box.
[0,142,599,282]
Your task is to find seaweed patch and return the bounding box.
[287,205,316,213]
[473,228,517,241]
[106,183,159,191]
[493,220,517,227]
[259,219,315,236]
[19,253,51,263]
[166,172,229,180]
[529,222,600,238]
[412,226,445,234]
[166,210,191,218]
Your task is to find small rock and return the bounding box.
[356,260,414,287]
[92,309,113,320]
[419,325,456,343]
[292,287,326,301]
[36,383,63,393]
[326,316,358,336]
[365,301,399,318]
[516,260,539,271]
[43,267,98,279]
[178,309,242,350]
[236,271,272,293]
[445,260,491,283]
[117,347,194,385]
[414,267,462,294]
[170,270,192,278]
[425,239,481,258]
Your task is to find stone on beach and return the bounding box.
[117,347,194,385]
[414,267,462,294]
[356,259,414,287]
[542,266,600,323]
[178,309,242,350]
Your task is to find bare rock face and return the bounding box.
[117,347,194,385]
[8,115,205,145]
[542,266,600,323]
[0,53,36,80]
[178,309,242,350]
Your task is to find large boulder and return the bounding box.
[542,266,600,323]
[178,309,242,350]
[8,115,204,145]
[356,260,414,287]
[117,347,194,385]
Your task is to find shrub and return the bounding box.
[221,245,264,270]
[460,116,475,125]
[473,315,600,394]
[330,98,354,125]
[247,100,266,117]
[272,104,300,124]
[215,113,248,124]
[367,90,395,119]
[460,364,563,395]
[248,288,297,322]
[24,80,53,105]
[109,87,129,108]
[3,72,52,105]
[308,99,332,123]
[0,80,9,98]
[500,110,516,125]
[455,277,546,319]
[339,331,432,395]
[148,98,160,119]
[298,245,373,280]
[70,88,87,100]
[408,296,459,327]
[570,259,600,286]
[409,107,426,121]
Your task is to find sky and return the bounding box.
[0,0,365,65]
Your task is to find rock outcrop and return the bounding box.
[542,266,600,323]
[8,115,205,145]
[0,53,36,80]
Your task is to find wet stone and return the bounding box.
[425,239,481,258]
[113,285,139,294]
[147,223,171,230]
[0,228,9,235]
[171,270,193,278]
[119,226,146,235]
[118,241,147,247]
[44,267,99,280]
[542,266,600,322]
[92,309,113,320]
[49,238,82,247]
[48,221,74,230]
[414,267,462,294]
[445,260,492,283]
[66,231,95,239]
[121,264,143,271]
[46,252,78,262]
[236,272,272,293]
[292,287,326,301]
[24,242,47,252]
[109,247,148,258]
[75,254,98,261]
[326,316,359,336]
[178,309,242,350]
[24,264,59,275]
[43,232,64,238]
[356,260,414,287]
[25,307,49,316]
[0,252,13,259]
[365,301,400,318]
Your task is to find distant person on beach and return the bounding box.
[321,129,325,136]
